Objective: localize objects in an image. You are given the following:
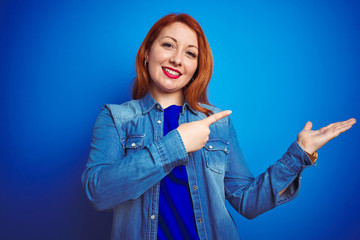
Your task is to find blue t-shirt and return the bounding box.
[157,105,200,240]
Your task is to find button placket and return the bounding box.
[147,110,163,239]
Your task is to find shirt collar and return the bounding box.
[140,92,198,115]
[182,101,198,115]
[140,92,157,114]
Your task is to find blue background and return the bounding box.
[1,0,359,239]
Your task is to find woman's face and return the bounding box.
[146,22,198,97]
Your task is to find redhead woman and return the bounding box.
[82,13,356,240]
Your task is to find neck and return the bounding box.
[148,85,184,109]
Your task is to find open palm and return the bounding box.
[297,118,356,155]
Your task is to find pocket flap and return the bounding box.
[125,136,144,149]
[204,139,229,153]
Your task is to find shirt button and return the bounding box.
[198,218,203,223]
[156,105,161,110]
[157,120,162,124]
[224,148,228,152]
[150,215,156,220]
[192,185,198,190]
[209,145,213,149]
[131,143,136,147]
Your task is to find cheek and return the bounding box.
[149,47,170,65]
[185,61,198,76]
[148,55,163,76]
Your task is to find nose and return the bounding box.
[170,49,182,66]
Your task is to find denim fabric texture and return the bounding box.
[82,92,316,240]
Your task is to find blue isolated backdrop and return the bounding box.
[1,0,359,239]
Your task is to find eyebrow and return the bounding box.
[162,36,198,50]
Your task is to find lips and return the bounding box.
[162,67,182,79]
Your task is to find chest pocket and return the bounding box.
[124,135,144,156]
[204,139,229,174]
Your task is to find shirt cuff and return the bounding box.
[153,129,189,173]
[280,141,316,174]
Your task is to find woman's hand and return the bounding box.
[297,118,356,155]
[177,110,232,153]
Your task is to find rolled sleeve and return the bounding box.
[149,129,189,173]
[225,117,317,218]
[280,141,317,175]
[276,141,317,205]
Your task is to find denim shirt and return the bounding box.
[82,93,315,240]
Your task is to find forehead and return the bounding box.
[157,22,198,47]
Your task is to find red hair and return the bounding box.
[132,13,213,116]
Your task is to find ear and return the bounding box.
[144,50,149,61]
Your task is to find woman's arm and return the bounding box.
[81,105,188,211]
[224,117,355,219]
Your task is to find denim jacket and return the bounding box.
[82,93,315,240]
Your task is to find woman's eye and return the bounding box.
[187,51,197,58]
[161,42,173,48]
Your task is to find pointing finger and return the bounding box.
[203,110,232,126]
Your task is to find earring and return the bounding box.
[144,58,148,68]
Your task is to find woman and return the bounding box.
[82,13,356,240]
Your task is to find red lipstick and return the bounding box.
[162,67,182,79]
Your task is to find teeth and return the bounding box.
[164,68,180,76]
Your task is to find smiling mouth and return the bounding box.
[162,67,182,79]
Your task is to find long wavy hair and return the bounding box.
[132,13,213,116]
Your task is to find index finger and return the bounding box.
[203,110,232,125]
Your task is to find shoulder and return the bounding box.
[197,103,231,142]
[198,103,223,113]
[102,99,142,121]
[197,103,229,124]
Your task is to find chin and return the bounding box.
[158,83,182,93]
[160,87,181,93]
